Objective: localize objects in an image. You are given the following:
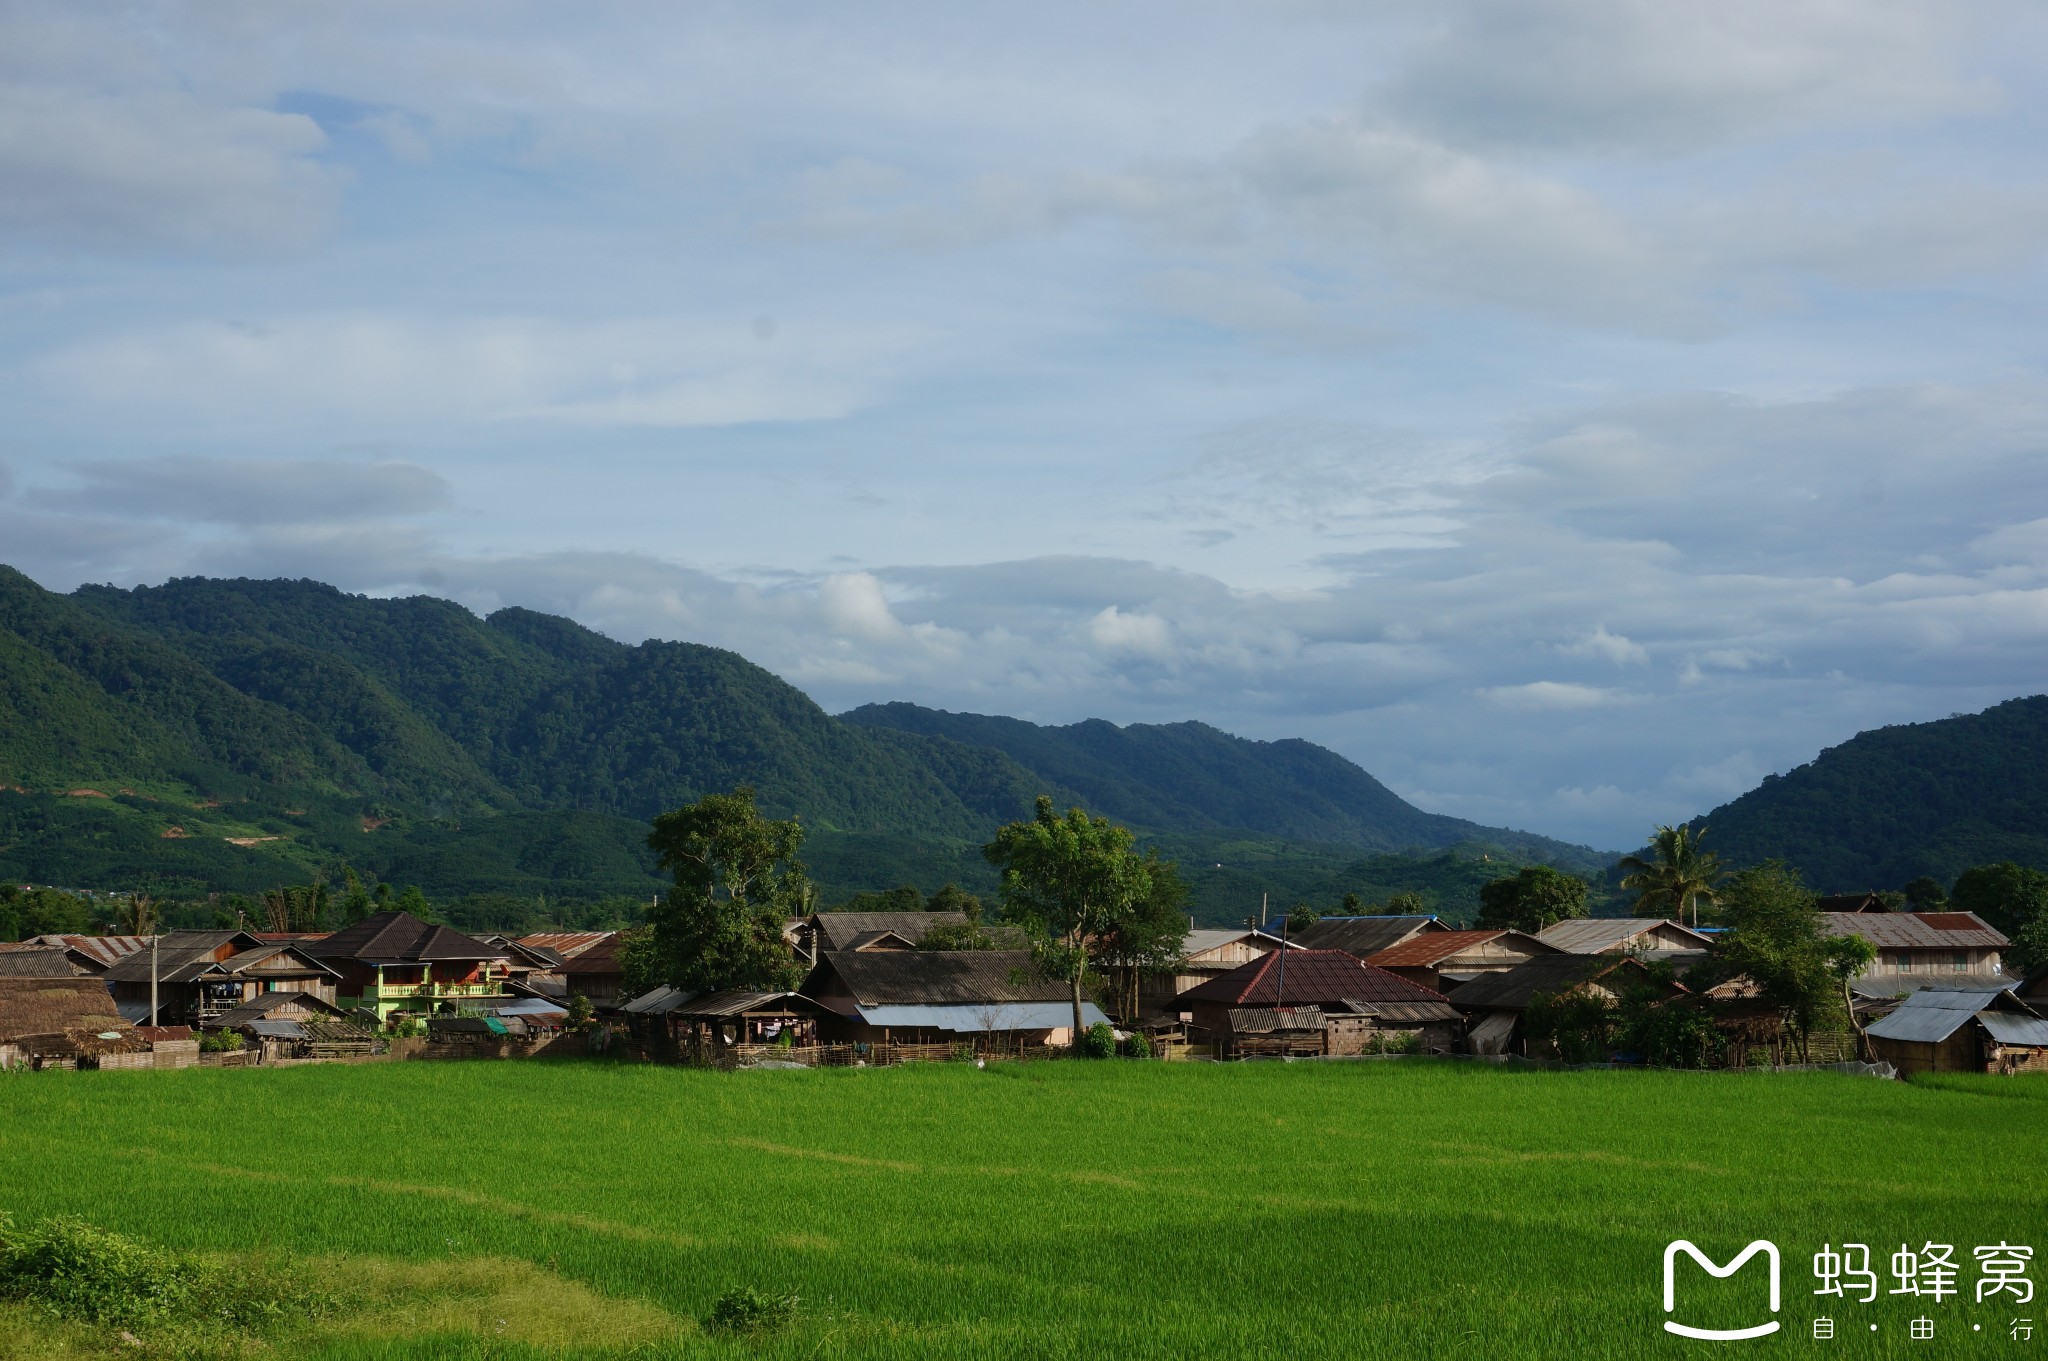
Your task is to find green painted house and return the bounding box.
[303,911,513,1024]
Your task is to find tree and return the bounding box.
[112,893,158,937]
[984,796,1162,1039]
[1383,891,1427,915]
[1094,851,1191,1020]
[1948,862,2048,943]
[1476,865,1589,934]
[1900,876,1947,910]
[1284,905,1320,935]
[1710,862,1868,1063]
[637,787,809,995]
[1617,825,1726,928]
[1340,892,1363,914]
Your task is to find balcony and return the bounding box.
[361,980,508,1003]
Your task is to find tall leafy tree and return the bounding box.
[1710,861,1872,1062]
[1476,865,1589,934]
[984,796,1161,1037]
[635,787,808,995]
[1617,824,1727,928]
[1947,862,2048,943]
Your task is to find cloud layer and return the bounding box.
[3,2,2047,854]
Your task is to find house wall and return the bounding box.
[1988,1043,2048,1075]
[1868,1031,1981,1078]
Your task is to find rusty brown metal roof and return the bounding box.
[1181,949,1451,1007]
[1822,911,2007,949]
[518,931,614,959]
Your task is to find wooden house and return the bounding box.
[622,986,835,1057]
[1363,929,1559,994]
[1445,954,1678,1056]
[101,930,342,1025]
[558,934,629,1012]
[511,931,616,999]
[1822,911,2010,996]
[786,911,971,962]
[800,949,1105,1046]
[1534,918,1715,958]
[1863,988,2048,1076]
[1135,927,1298,1014]
[1177,949,1461,1056]
[1,934,150,973]
[303,911,512,1024]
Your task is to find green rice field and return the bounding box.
[0,1059,2041,1359]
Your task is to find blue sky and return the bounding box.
[4,1,2047,851]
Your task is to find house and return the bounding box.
[1445,955,1679,1056]
[1535,918,1715,958]
[0,946,90,978]
[622,987,834,1056]
[1815,893,1890,913]
[205,991,373,1061]
[478,934,571,988]
[1177,949,1461,1056]
[1135,927,1299,1014]
[787,911,971,961]
[303,911,513,1024]
[101,931,341,1024]
[1864,988,2048,1076]
[559,934,630,1011]
[0,977,145,1069]
[511,931,616,999]
[2021,963,2048,1009]
[1364,929,1560,994]
[1822,912,2010,996]
[0,934,149,973]
[800,949,1106,1047]
[1282,916,1450,960]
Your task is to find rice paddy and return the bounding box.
[0,1059,2041,1359]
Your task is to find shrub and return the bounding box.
[1119,1031,1153,1058]
[198,1029,243,1053]
[703,1284,798,1334]
[1077,1022,1117,1059]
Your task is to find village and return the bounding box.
[2,896,2042,1080]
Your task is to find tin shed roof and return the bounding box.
[1535,918,1713,954]
[1443,954,1658,1011]
[1366,929,1558,969]
[1285,916,1445,958]
[1823,911,2007,950]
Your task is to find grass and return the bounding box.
[0,1060,2042,1359]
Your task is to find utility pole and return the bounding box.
[1260,892,1268,928]
[148,931,158,1029]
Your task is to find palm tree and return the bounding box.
[1617,825,1726,929]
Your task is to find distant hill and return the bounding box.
[0,566,1602,903]
[843,702,1598,866]
[1682,697,2048,890]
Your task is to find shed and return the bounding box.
[1864,988,2048,1076]
[0,977,142,1069]
[801,950,1102,1046]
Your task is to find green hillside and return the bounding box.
[0,566,1602,910]
[1682,696,2048,890]
[843,701,1600,868]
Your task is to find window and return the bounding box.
[1893,953,1913,973]
[1952,952,1969,972]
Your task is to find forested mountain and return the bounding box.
[1683,697,2048,890]
[0,566,1600,905]
[842,702,1586,863]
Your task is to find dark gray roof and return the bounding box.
[100,931,267,983]
[805,950,1067,1006]
[1865,988,2046,1045]
[1822,911,2008,950]
[1444,954,1652,1011]
[217,944,340,978]
[0,947,88,978]
[811,912,968,952]
[1536,918,1714,954]
[304,911,507,965]
[1286,917,1443,959]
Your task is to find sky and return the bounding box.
[4,1,2048,852]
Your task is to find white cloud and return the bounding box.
[1558,626,1649,666]
[1481,681,1636,711]
[29,457,449,525]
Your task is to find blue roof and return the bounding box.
[855,1002,1108,1032]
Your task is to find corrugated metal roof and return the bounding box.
[1444,954,1655,1010]
[667,991,824,1018]
[808,950,1071,1006]
[622,985,696,1015]
[209,992,346,1027]
[1535,918,1713,954]
[1286,916,1444,958]
[1228,1006,1326,1032]
[854,1001,1108,1032]
[1823,911,2007,949]
[0,948,88,978]
[28,935,149,970]
[306,912,507,965]
[1863,989,2035,1045]
[1366,1000,1462,1023]
[249,1019,307,1039]
[1365,929,1555,969]
[517,931,614,959]
[812,912,968,952]
[1980,1012,2048,1047]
